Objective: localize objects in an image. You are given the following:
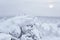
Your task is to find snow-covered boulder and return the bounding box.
[0,16,60,40]
[0,33,20,40]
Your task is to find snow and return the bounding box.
[0,16,60,40]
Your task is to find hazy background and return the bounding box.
[0,0,60,17]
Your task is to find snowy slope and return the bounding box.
[0,16,60,40]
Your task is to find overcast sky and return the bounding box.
[0,0,60,17]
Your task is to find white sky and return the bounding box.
[0,0,60,17]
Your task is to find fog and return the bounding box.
[0,0,60,17]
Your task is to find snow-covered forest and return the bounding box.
[0,16,60,40]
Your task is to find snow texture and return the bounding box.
[0,16,60,40]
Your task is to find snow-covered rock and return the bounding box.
[0,33,20,40]
[0,33,11,40]
[0,16,60,40]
